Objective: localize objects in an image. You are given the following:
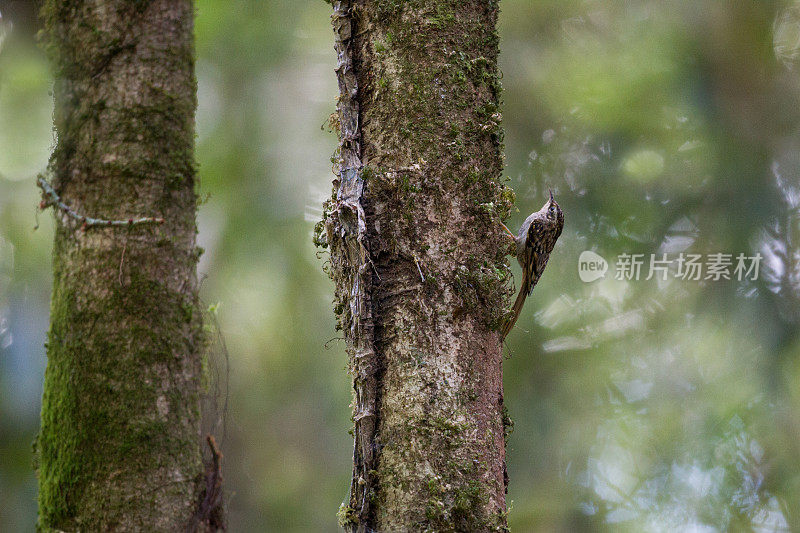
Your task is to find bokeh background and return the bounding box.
[3,0,800,530]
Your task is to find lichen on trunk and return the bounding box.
[320,1,514,531]
[35,1,216,530]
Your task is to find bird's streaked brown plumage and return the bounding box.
[501,190,564,339]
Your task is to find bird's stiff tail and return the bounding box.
[501,286,528,339]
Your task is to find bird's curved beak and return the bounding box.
[549,188,554,203]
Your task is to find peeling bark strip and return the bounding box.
[327,0,381,528]
[325,1,514,531]
[35,1,218,530]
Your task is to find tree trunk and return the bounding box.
[322,1,513,530]
[35,1,218,530]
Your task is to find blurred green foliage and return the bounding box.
[2,0,800,531]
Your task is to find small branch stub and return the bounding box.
[186,435,225,532]
[37,174,165,229]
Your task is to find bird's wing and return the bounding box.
[525,219,541,248]
[524,219,549,295]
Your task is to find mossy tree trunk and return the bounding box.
[35,1,219,530]
[322,1,513,531]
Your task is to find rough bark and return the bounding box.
[35,1,218,531]
[321,1,513,531]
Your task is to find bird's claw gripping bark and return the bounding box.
[500,222,516,256]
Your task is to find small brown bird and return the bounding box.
[500,190,564,339]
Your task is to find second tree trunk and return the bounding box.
[324,1,514,530]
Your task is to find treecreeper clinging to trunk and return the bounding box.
[500,190,565,339]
